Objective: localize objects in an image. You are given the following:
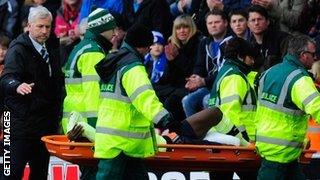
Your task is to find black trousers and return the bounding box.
[1,138,50,180]
[163,88,188,122]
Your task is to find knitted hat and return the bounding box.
[87,8,116,34]
[124,24,153,48]
[152,31,165,45]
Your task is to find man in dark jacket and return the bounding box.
[182,10,232,117]
[0,6,63,179]
[247,5,290,72]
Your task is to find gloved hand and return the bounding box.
[241,130,250,141]
[165,120,182,134]
[156,113,182,134]
[67,124,84,141]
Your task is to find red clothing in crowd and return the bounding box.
[54,1,81,38]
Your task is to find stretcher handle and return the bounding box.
[41,135,93,146]
[157,144,256,150]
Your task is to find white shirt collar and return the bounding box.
[29,34,45,54]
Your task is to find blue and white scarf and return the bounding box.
[144,53,167,83]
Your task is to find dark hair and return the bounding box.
[0,35,9,48]
[224,37,259,60]
[248,5,269,20]
[228,9,248,21]
[110,12,125,29]
[205,9,228,22]
[124,23,153,48]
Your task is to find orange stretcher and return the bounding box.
[41,135,317,172]
[307,119,320,151]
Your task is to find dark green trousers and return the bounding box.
[96,152,149,180]
[258,158,305,180]
[80,165,98,180]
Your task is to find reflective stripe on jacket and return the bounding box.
[208,59,257,141]
[62,30,111,133]
[255,54,320,163]
[94,44,168,159]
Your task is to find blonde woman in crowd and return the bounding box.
[153,14,203,122]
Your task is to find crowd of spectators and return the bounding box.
[0,1,318,63]
[0,0,319,125]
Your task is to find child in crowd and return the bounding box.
[0,34,9,75]
[144,31,168,84]
[229,10,250,40]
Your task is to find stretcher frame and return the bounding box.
[41,135,316,172]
